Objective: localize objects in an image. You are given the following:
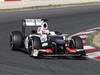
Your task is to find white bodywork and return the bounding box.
[23,19,49,49]
[23,19,67,51]
[23,19,44,26]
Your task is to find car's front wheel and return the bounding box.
[69,36,83,49]
[28,36,42,58]
[69,36,86,56]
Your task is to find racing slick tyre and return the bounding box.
[69,36,86,56]
[69,36,83,49]
[10,31,23,50]
[28,36,42,58]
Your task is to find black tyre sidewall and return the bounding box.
[10,31,23,50]
[70,36,83,49]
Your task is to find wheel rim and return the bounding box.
[10,34,14,48]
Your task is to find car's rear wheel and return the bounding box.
[10,31,23,50]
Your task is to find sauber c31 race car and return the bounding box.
[10,19,86,58]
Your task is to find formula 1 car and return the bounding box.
[9,19,86,58]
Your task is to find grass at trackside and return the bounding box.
[87,33,95,46]
[87,31,100,48]
[92,31,100,48]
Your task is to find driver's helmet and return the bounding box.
[37,22,49,35]
[42,22,48,28]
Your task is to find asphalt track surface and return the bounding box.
[0,5,100,75]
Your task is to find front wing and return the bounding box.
[32,48,86,57]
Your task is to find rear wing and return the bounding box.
[23,19,48,26]
[22,19,48,36]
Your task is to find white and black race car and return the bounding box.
[10,19,86,58]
